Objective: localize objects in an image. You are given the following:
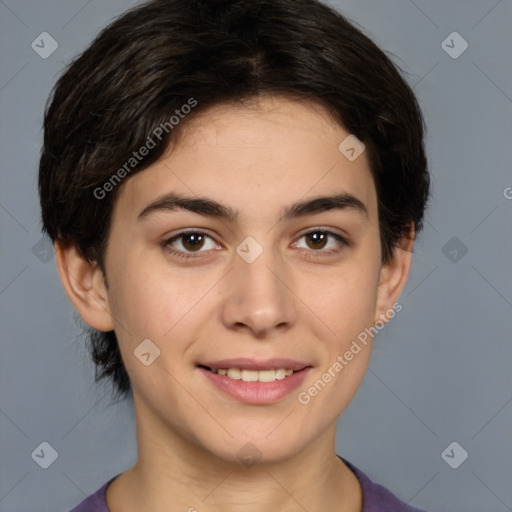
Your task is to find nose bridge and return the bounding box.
[241,247,282,301]
[220,239,296,335]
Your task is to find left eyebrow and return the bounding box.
[137,192,368,222]
[280,193,368,220]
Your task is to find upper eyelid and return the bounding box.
[165,228,218,242]
[292,227,350,247]
[294,225,348,238]
[292,230,348,249]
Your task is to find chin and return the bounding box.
[200,430,307,467]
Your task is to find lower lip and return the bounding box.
[198,367,312,404]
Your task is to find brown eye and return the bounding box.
[181,233,205,251]
[293,229,348,255]
[305,231,328,250]
[165,231,219,255]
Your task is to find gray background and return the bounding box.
[0,0,511,511]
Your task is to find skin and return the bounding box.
[57,96,413,512]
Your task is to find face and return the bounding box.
[65,96,408,465]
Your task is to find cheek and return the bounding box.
[295,267,379,422]
[303,259,381,345]
[104,261,194,395]
[105,250,222,350]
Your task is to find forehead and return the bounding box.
[179,95,339,146]
[114,96,377,224]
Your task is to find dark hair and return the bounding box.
[39,0,429,398]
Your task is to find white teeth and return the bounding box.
[227,368,241,380]
[241,369,259,382]
[258,370,276,382]
[210,367,296,382]
[275,369,287,380]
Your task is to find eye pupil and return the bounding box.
[306,232,328,249]
[182,233,204,251]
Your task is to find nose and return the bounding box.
[220,246,297,337]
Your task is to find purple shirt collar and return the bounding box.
[69,457,428,512]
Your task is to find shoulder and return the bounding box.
[341,458,429,512]
[68,476,116,512]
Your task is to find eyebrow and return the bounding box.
[137,192,368,222]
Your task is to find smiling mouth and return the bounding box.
[198,365,299,383]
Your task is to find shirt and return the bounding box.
[69,458,427,512]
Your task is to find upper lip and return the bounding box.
[198,358,311,371]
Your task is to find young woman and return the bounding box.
[39,1,430,510]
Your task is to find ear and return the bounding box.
[374,226,414,323]
[55,243,115,332]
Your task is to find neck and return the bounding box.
[106,395,362,512]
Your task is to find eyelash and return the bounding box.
[162,229,349,260]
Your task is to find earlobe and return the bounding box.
[55,243,115,332]
[375,228,414,323]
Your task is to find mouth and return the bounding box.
[196,358,312,404]
[198,365,297,383]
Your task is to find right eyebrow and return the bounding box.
[137,193,238,222]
